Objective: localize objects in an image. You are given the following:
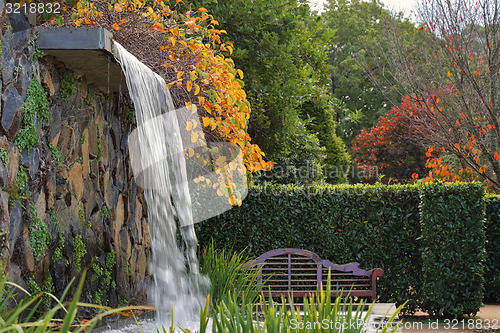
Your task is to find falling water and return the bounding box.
[112,42,207,325]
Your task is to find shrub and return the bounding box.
[197,183,423,313]
[418,182,486,318]
[484,194,500,302]
[197,182,491,316]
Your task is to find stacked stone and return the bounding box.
[0,9,151,307]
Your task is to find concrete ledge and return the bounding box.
[37,27,127,93]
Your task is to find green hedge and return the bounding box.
[419,183,486,317]
[485,195,500,302]
[196,182,494,317]
[196,183,423,313]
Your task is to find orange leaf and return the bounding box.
[202,117,211,127]
[194,84,200,95]
[448,71,451,77]
[177,71,184,80]
[112,23,120,31]
[114,2,122,12]
[186,80,192,92]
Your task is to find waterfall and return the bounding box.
[112,42,207,325]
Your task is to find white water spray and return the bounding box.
[112,42,207,325]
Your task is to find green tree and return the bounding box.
[189,0,347,184]
[322,0,417,145]
[300,99,351,183]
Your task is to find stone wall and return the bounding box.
[0,9,151,308]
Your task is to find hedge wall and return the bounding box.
[196,182,494,317]
[485,195,500,302]
[420,183,486,318]
[196,183,424,313]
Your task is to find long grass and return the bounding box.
[162,268,405,333]
[200,242,262,308]
[0,269,155,332]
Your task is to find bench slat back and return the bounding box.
[250,248,382,301]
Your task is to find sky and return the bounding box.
[309,0,419,19]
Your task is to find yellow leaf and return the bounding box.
[190,71,198,80]
[227,45,233,55]
[217,188,225,196]
[194,84,200,95]
[177,71,184,80]
[228,195,236,205]
[237,69,244,79]
[189,104,198,114]
[202,117,210,127]
[188,148,194,157]
[187,80,192,92]
[186,120,193,131]
[191,132,199,143]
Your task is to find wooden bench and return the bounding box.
[249,248,383,303]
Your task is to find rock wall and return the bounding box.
[0,9,151,308]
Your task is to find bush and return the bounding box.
[484,195,500,302]
[419,182,486,317]
[196,183,423,313]
[196,182,491,316]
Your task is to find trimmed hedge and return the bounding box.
[420,183,486,317]
[485,195,500,302]
[196,182,493,317]
[196,183,423,313]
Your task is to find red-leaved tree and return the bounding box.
[352,96,429,183]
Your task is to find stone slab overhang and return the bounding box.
[37,27,128,93]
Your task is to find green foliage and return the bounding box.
[48,143,63,169]
[322,0,415,145]
[257,121,326,184]
[103,249,116,289]
[197,182,492,316]
[0,147,8,165]
[32,40,45,61]
[419,182,485,318]
[200,242,262,308]
[92,256,103,277]
[0,268,155,332]
[102,205,109,220]
[15,77,49,151]
[123,258,131,277]
[78,205,85,226]
[13,65,24,76]
[28,203,51,261]
[299,100,351,184]
[84,87,95,107]
[8,166,30,203]
[484,195,500,302]
[190,0,338,177]
[50,209,65,263]
[167,272,404,333]
[60,72,79,101]
[73,234,87,272]
[197,183,423,313]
